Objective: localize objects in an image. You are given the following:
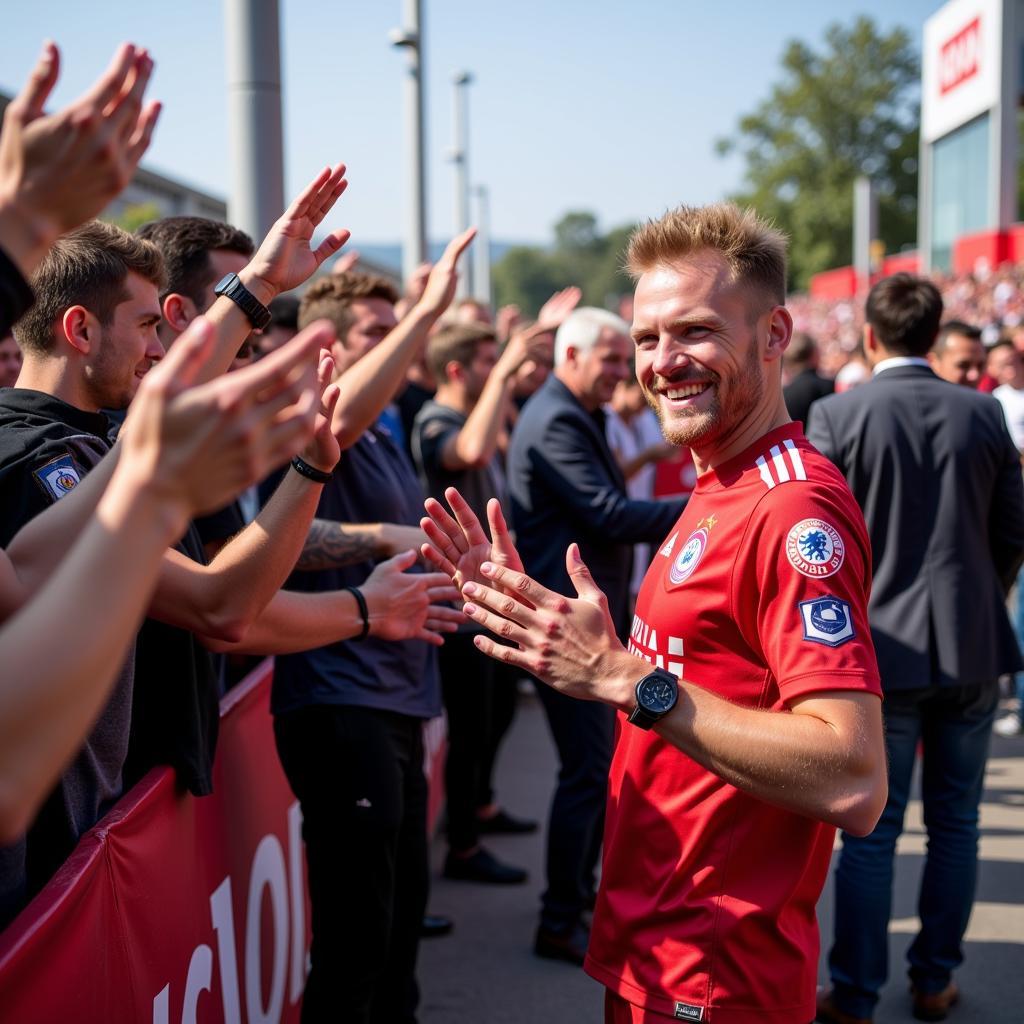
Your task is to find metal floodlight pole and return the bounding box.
[224,0,285,240]
[473,184,491,309]
[451,70,473,299]
[389,0,427,284]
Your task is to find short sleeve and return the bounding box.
[734,481,882,704]
[415,414,460,477]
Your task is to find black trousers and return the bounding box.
[439,632,496,852]
[274,704,428,1024]
[533,682,616,932]
[478,661,519,809]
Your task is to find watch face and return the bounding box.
[638,673,677,714]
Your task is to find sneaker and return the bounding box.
[477,808,539,834]
[994,714,1023,737]
[443,847,528,884]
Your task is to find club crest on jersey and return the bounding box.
[799,596,855,647]
[32,454,82,502]
[786,518,845,578]
[668,528,708,584]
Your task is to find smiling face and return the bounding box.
[85,271,165,410]
[631,251,790,465]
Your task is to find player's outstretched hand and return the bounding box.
[122,316,334,528]
[244,163,351,302]
[362,549,463,645]
[421,489,523,593]
[0,42,161,274]
[460,543,630,703]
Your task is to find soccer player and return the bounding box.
[422,203,887,1023]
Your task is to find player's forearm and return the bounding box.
[0,201,54,280]
[654,683,885,835]
[331,305,437,448]
[201,587,363,654]
[0,465,184,841]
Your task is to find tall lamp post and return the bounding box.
[451,70,473,299]
[389,0,427,284]
[224,0,285,241]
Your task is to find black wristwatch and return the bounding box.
[627,668,679,729]
[213,272,273,331]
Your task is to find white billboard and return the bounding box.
[921,0,1004,143]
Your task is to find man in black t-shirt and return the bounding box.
[413,321,556,885]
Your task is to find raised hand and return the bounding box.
[415,228,477,320]
[460,544,630,704]
[361,549,463,645]
[330,249,360,276]
[421,489,523,593]
[243,164,351,302]
[0,42,161,274]
[122,316,334,525]
[297,349,342,474]
[536,286,582,332]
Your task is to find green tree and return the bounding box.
[492,212,638,316]
[104,201,163,234]
[716,17,919,290]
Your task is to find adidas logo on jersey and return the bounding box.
[754,439,807,490]
[660,533,678,557]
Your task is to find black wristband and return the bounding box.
[344,585,370,640]
[290,456,332,484]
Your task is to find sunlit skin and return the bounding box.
[987,344,1023,388]
[630,253,793,473]
[928,334,986,388]
[331,297,399,378]
[559,329,632,413]
[84,271,165,410]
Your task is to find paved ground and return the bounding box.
[419,693,1024,1023]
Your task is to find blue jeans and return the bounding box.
[827,683,997,1019]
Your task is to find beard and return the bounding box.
[643,341,765,450]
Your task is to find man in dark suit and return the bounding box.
[506,306,684,963]
[808,274,1024,1024]
[783,330,834,424]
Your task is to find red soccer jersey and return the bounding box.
[585,423,882,1024]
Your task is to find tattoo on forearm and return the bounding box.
[295,520,379,571]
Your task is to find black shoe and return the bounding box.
[443,847,528,884]
[534,922,589,966]
[477,808,539,835]
[420,914,454,938]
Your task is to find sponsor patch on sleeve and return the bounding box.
[32,453,82,502]
[799,596,855,647]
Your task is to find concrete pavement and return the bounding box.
[419,694,1024,1023]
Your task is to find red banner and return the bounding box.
[0,661,446,1023]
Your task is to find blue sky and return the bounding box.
[1,1,940,245]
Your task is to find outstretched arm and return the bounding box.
[202,550,462,653]
[0,41,160,283]
[331,229,476,449]
[191,164,351,384]
[0,316,319,841]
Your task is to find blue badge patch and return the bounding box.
[32,453,82,502]
[799,596,855,647]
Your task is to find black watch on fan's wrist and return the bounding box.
[627,668,679,729]
[213,272,273,331]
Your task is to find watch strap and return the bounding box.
[214,273,272,332]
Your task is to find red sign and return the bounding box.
[940,16,981,95]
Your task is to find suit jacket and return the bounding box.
[805,363,1024,689]
[784,368,834,425]
[507,375,684,637]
